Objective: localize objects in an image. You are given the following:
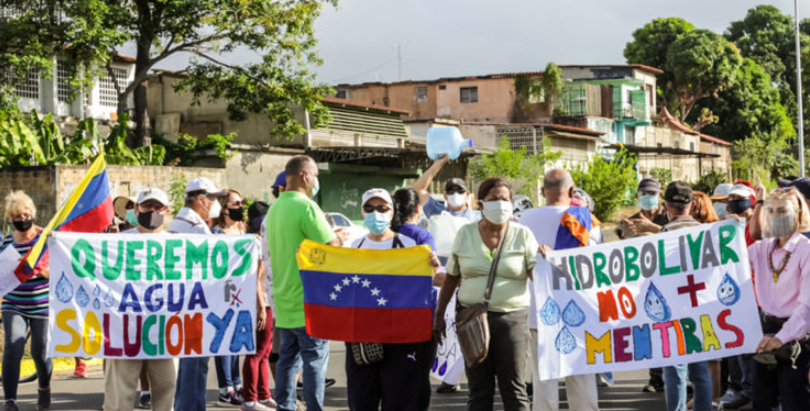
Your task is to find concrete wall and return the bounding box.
[634,126,700,183]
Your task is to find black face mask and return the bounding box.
[12,219,33,232]
[137,211,164,230]
[728,198,753,215]
[228,207,245,222]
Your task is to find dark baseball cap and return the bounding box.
[248,201,270,221]
[272,171,286,189]
[664,181,693,204]
[445,178,468,193]
[778,176,799,188]
[638,178,660,193]
[789,178,810,201]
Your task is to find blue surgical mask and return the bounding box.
[713,202,729,218]
[639,195,659,211]
[125,209,138,226]
[364,212,391,235]
[307,173,320,198]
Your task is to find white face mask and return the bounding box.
[447,193,466,209]
[207,198,222,219]
[713,202,729,218]
[482,200,513,225]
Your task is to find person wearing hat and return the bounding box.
[345,188,438,411]
[113,196,138,231]
[104,188,178,411]
[710,183,733,219]
[655,182,713,411]
[170,177,226,411]
[272,171,286,199]
[412,155,481,221]
[618,178,670,240]
[725,182,757,247]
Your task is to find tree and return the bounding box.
[0,0,335,146]
[665,30,743,123]
[570,147,638,222]
[469,136,561,200]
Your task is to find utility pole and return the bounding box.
[397,43,403,81]
[797,0,806,176]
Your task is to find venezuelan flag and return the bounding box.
[555,206,601,249]
[297,240,434,344]
[15,153,113,281]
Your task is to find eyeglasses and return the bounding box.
[446,188,466,195]
[138,202,168,212]
[363,205,391,213]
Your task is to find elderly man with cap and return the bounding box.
[618,178,670,240]
[170,177,227,410]
[412,155,481,221]
[104,188,178,411]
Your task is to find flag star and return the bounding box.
[342,278,351,286]
[352,275,361,284]
[371,288,381,296]
[377,297,387,306]
[362,279,371,288]
[334,284,342,292]
[329,293,337,301]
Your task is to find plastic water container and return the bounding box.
[426,126,473,160]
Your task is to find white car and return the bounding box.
[325,212,368,246]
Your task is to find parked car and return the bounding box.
[325,212,368,246]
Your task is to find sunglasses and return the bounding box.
[363,205,391,213]
[446,188,466,195]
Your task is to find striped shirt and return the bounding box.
[0,233,49,319]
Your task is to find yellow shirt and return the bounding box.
[447,222,538,312]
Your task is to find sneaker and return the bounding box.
[324,378,336,389]
[4,400,19,411]
[73,361,87,378]
[436,382,459,394]
[597,373,614,388]
[37,388,51,410]
[724,395,751,409]
[260,398,278,409]
[642,378,664,393]
[218,391,245,407]
[138,392,151,409]
[241,402,275,411]
[721,389,742,403]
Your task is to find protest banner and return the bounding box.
[48,232,259,359]
[534,219,762,380]
[431,290,462,381]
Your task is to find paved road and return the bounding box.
[13,343,665,411]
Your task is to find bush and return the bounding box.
[691,170,727,195]
[650,167,672,188]
[469,136,561,199]
[169,175,188,217]
[571,147,638,222]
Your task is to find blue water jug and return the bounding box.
[426,126,473,160]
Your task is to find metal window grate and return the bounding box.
[98,67,127,107]
[57,62,72,102]
[460,87,478,103]
[497,126,541,155]
[5,68,39,99]
[415,86,428,103]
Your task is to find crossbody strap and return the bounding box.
[483,223,509,304]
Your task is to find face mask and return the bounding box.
[306,173,320,198]
[137,211,164,230]
[638,195,659,211]
[482,200,513,225]
[728,198,752,215]
[364,212,391,235]
[228,207,245,222]
[125,209,138,226]
[447,193,467,209]
[12,219,33,232]
[207,198,222,219]
[713,203,729,218]
[767,215,796,238]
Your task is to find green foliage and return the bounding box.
[732,136,790,181]
[691,170,727,195]
[152,133,237,167]
[469,136,562,199]
[570,148,638,222]
[168,175,189,217]
[650,167,673,188]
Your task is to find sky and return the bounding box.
[143,0,803,85]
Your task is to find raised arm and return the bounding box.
[413,155,449,205]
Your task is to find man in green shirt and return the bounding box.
[266,155,343,411]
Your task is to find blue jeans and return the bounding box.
[215,355,242,390]
[274,327,330,411]
[2,311,52,400]
[738,355,755,397]
[663,362,712,411]
[174,357,209,411]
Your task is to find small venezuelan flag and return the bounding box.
[555,206,600,249]
[15,153,113,281]
[297,240,434,344]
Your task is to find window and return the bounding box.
[5,68,39,99]
[98,67,128,107]
[460,86,478,103]
[439,85,446,90]
[646,84,654,107]
[415,86,428,103]
[57,62,72,102]
[624,125,635,145]
[674,140,680,149]
[528,84,545,104]
[335,89,349,99]
[690,142,695,152]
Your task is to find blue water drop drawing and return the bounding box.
[104,290,115,308]
[55,273,74,303]
[562,300,586,327]
[644,282,671,322]
[93,285,101,297]
[540,297,561,326]
[76,286,90,308]
[432,358,438,372]
[438,361,448,376]
[717,273,741,306]
[92,298,101,310]
[555,326,577,354]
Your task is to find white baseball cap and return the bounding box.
[185,177,225,196]
[710,183,733,200]
[728,184,755,198]
[362,188,393,207]
[136,188,170,206]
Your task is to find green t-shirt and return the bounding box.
[266,191,336,328]
[447,222,538,312]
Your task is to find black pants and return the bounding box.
[345,340,435,411]
[752,321,810,411]
[465,309,530,411]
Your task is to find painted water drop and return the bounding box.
[76,286,90,308]
[555,326,577,354]
[432,358,438,372]
[104,290,115,308]
[438,361,448,376]
[540,297,561,326]
[644,282,671,322]
[55,273,74,303]
[92,298,101,310]
[716,273,741,306]
[93,285,101,297]
[562,300,586,327]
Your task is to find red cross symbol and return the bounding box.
[230,289,243,307]
[677,274,706,307]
